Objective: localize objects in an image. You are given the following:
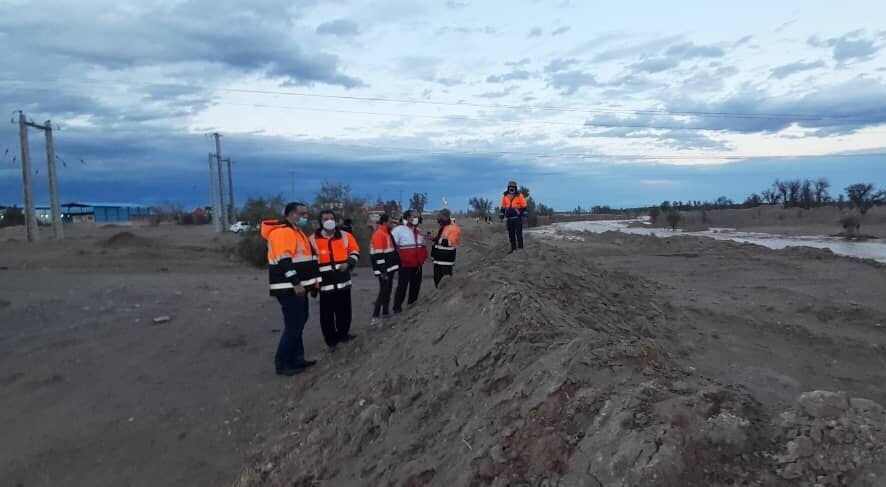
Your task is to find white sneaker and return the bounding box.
[370,317,381,326]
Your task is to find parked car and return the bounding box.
[229,221,254,233]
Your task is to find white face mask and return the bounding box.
[322,220,336,231]
[411,217,420,225]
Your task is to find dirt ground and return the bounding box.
[2,221,886,486]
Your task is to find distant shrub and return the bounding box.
[840,215,861,236]
[238,232,267,268]
[666,211,682,230]
[649,207,661,223]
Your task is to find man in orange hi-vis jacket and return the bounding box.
[431,209,461,287]
[261,202,320,376]
[369,214,400,326]
[500,180,528,253]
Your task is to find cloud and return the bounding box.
[547,70,598,95]
[589,34,685,62]
[436,77,463,87]
[665,42,725,59]
[627,41,726,74]
[505,58,531,67]
[399,56,443,81]
[629,57,681,74]
[486,69,531,83]
[661,78,886,134]
[551,26,571,37]
[477,86,518,98]
[527,27,543,38]
[775,18,799,33]
[769,60,826,79]
[544,58,578,73]
[0,1,364,89]
[445,1,468,9]
[734,35,754,47]
[436,25,497,36]
[316,19,360,37]
[808,30,884,63]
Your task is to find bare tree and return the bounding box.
[846,183,886,215]
[468,197,493,218]
[762,189,781,205]
[814,178,831,206]
[666,211,682,230]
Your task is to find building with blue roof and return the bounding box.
[61,202,153,223]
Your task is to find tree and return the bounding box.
[468,197,493,218]
[814,178,831,206]
[315,180,351,211]
[762,189,781,205]
[799,179,815,209]
[837,194,846,210]
[239,196,286,225]
[715,196,734,209]
[774,180,789,207]
[536,203,554,217]
[660,201,672,212]
[846,183,886,215]
[666,211,682,230]
[649,207,661,223]
[787,179,802,207]
[409,192,428,214]
[382,199,400,218]
[744,193,763,208]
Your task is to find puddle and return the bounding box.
[542,219,886,264]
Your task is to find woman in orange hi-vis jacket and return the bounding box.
[500,180,528,252]
[309,209,361,353]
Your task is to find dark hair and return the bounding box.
[318,209,336,223]
[378,214,390,224]
[284,202,306,216]
[402,209,413,220]
[343,218,353,225]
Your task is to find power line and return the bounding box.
[0,76,878,123]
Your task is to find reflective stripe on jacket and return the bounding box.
[432,223,461,266]
[310,229,360,293]
[261,220,319,296]
[370,226,401,275]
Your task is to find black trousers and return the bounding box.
[507,218,524,250]
[433,264,453,287]
[373,273,394,317]
[393,266,422,311]
[275,294,308,370]
[319,288,352,347]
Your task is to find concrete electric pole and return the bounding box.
[213,132,227,229]
[225,158,235,224]
[17,112,64,241]
[18,112,38,242]
[208,152,223,233]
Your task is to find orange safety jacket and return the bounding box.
[432,223,461,266]
[500,192,528,220]
[261,220,319,296]
[309,229,361,293]
[370,226,401,276]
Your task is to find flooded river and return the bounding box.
[546,219,886,264]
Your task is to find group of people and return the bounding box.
[260,180,526,376]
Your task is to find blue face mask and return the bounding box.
[296,217,309,228]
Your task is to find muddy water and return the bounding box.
[546,219,886,263]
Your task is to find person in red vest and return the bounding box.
[500,180,528,253]
[369,214,401,325]
[309,209,361,352]
[392,209,428,313]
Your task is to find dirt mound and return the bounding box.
[235,229,886,486]
[100,231,154,248]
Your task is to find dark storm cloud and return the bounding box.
[0,1,364,89]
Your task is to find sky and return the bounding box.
[1,0,885,211]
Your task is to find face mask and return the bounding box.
[411,217,420,225]
[296,217,308,228]
[322,220,336,231]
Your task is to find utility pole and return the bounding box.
[225,158,235,223]
[18,112,38,242]
[213,132,227,229]
[43,120,63,240]
[208,153,223,233]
